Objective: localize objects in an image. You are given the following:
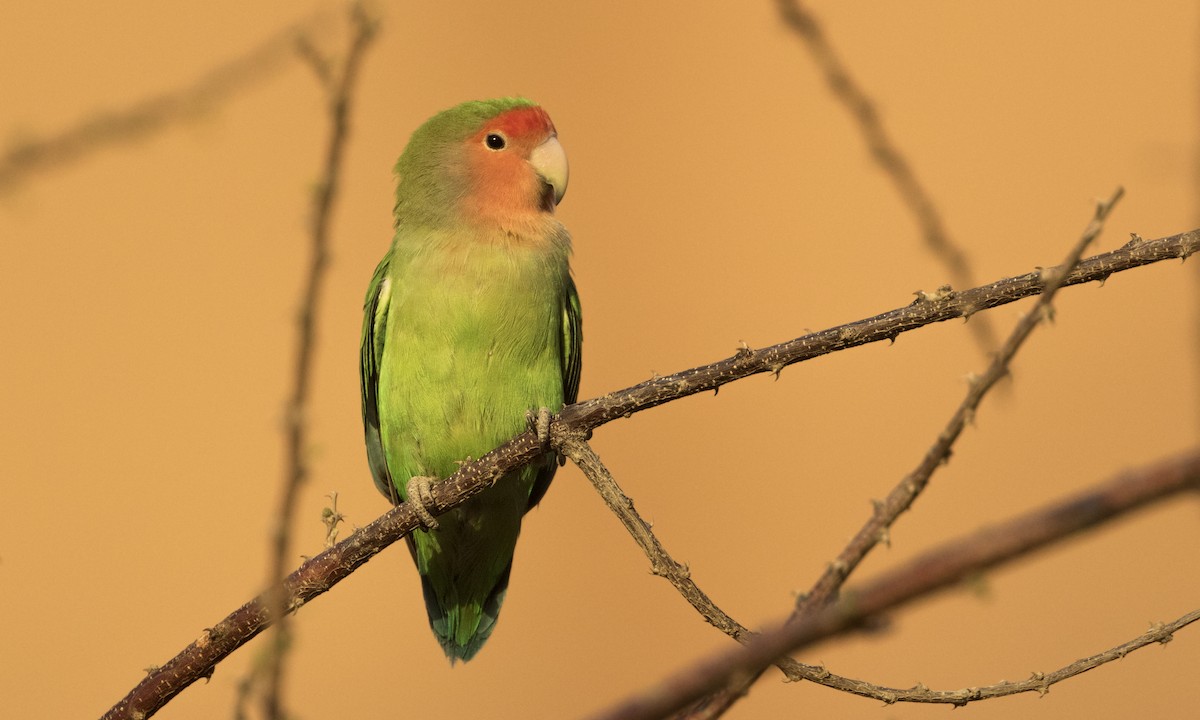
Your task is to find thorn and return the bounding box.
[913,285,953,302]
[876,525,891,547]
[1029,671,1049,697]
[322,491,344,548]
[1150,621,1174,645]
[770,363,784,380]
[1096,273,1109,287]
[735,341,753,359]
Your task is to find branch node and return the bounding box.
[913,284,954,303]
[1149,621,1174,645]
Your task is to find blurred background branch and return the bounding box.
[777,0,1000,357]
[597,600,1200,720]
[675,445,1200,717]
[246,5,379,720]
[0,11,336,195]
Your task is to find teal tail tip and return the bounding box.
[440,634,488,665]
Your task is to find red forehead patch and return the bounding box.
[489,105,555,140]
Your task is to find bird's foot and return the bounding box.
[405,475,439,530]
[526,406,553,446]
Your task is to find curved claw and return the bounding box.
[405,475,439,530]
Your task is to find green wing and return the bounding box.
[360,252,397,504]
[526,276,582,510]
[561,276,583,407]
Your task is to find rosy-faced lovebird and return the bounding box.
[359,98,581,662]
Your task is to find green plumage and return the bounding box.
[360,98,580,662]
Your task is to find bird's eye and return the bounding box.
[485,133,506,150]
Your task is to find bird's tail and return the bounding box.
[419,561,513,664]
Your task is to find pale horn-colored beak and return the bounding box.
[529,134,568,205]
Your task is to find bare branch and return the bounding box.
[687,188,1124,718]
[558,434,1200,711]
[777,0,999,356]
[99,224,1198,720]
[595,605,1200,720]
[677,447,1200,716]
[559,228,1196,435]
[555,433,753,642]
[258,6,378,720]
[795,188,1123,618]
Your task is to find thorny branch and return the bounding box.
[591,603,1200,720]
[555,434,755,644]
[560,424,1200,713]
[557,228,1197,433]
[777,0,1000,356]
[678,188,1124,718]
[797,188,1124,615]
[571,191,1200,720]
[257,6,378,720]
[100,222,1198,720]
[559,418,1200,713]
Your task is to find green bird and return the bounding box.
[360,98,581,662]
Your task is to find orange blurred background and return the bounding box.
[1,2,1197,718]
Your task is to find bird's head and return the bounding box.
[394,98,569,233]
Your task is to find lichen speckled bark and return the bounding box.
[102,227,1197,720]
[559,228,1199,432]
